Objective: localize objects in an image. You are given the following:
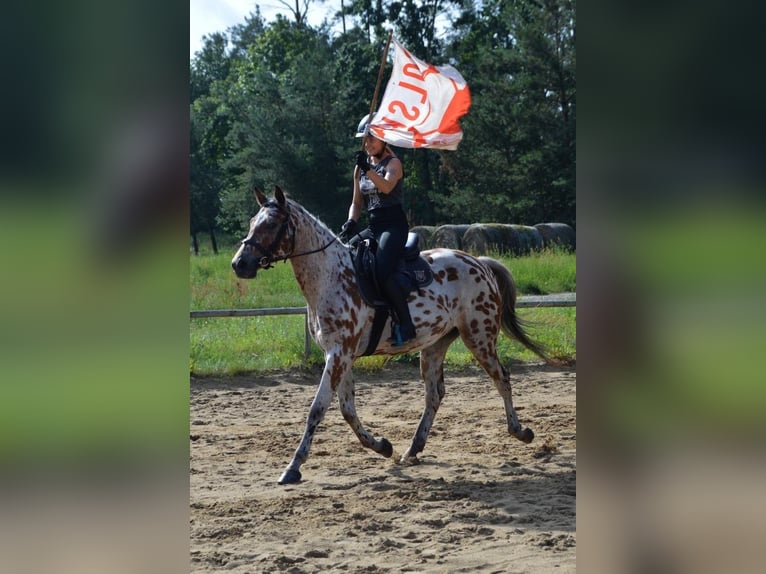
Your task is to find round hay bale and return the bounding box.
[508,225,544,255]
[462,224,520,255]
[534,223,575,251]
[431,224,472,250]
[409,225,437,249]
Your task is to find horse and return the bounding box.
[231,186,549,485]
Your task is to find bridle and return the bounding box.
[241,202,338,270]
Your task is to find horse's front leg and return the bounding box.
[336,371,394,458]
[278,351,351,485]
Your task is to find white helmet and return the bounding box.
[355,114,371,138]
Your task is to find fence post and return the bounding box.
[304,310,311,361]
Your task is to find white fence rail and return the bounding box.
[190,293,576,359]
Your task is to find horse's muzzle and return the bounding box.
[232,255,258,279]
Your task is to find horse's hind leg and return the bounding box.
[336,372,394,458]
[401,330,459,463]
[464,334,534,443]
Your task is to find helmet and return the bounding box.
[355,114,371,138]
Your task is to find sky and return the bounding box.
[190,0,338,58]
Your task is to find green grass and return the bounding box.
[191,252,306,310]
[191,241,576,375]
[500,246,577,294]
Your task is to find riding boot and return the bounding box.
[382,276,416,346]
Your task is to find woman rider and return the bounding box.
[338,115,416,346]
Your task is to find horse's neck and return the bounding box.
[288,206,347,308]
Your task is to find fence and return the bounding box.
[190,293,576,360]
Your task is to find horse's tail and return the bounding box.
[479,256,551,363]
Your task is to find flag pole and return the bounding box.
[362,29,394,150]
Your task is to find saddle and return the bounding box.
[350,230,433,355]
[350,230,433,307]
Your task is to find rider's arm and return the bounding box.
[348,166,365,221]
[364,157,402,195]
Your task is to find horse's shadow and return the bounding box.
[319,459,576,533]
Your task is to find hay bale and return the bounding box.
[431,224,472,250]
[462,224,520,255]
[534,223,575,251]
[409,225,437,249]
[508,225,544,255]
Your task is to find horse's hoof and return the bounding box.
[379,438,394,458]
[278,468,302,485]
[516,427,534,443]
[399,453,420,465]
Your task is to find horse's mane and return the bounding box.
[285,196,337,240]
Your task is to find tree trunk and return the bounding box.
[191,233,199,255]
[210,228,218,254]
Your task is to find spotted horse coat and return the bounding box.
[231,186,549,485]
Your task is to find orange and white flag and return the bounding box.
[369,38,471,150]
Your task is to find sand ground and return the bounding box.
[190,361,576,573]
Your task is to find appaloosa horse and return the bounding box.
[232,186,548,485]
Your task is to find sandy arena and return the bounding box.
[191,361,576,573]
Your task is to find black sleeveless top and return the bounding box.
[359,155,404,213]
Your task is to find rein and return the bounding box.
[242,203,339,269]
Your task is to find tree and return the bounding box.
[191,32,230,101]
[436,0,576,226]
[190,110,222,253]
[274,0,328,26]
[217,20,357,234]
[189,4,576,244]
[190,32,234,252]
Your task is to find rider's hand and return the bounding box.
[355,151,371,174]
[339,219,358,243]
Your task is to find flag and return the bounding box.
[368,38,471,151]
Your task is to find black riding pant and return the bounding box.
[368,205,408,281]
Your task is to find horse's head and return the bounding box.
[232,186,294,279]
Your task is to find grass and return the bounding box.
[501,246,577,294]
[190,240,576,375]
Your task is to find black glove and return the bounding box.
[339,219,358,243]
[355,151,371,174]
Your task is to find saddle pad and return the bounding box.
[352,239,433,307]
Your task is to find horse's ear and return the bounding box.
[274,186,286,206]
[254,187,268,207]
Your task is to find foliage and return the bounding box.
[437,0,576,226]
[190,1,575,239]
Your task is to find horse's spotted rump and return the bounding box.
[232,190,546,485]
[476,301,494,315]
